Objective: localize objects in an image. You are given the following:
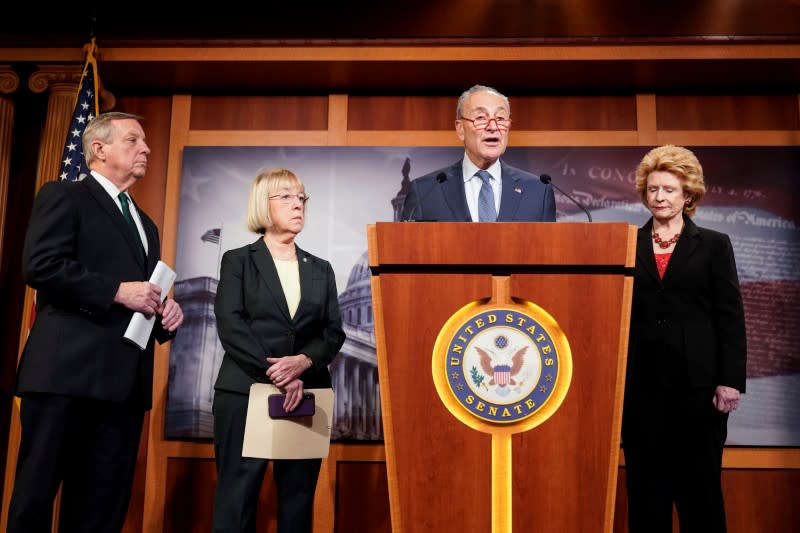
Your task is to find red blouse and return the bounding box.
[654,252,672,279]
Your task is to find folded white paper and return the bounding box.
[123,260,177,349]
[243,384,334,459]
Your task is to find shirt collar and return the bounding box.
[90,170,128,202]
[462,156,502,183]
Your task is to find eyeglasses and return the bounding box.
[269,193,309,205]
[459,115,512,131]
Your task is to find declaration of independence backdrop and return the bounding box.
[165,145,799,446]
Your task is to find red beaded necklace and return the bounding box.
[652,230,681,249]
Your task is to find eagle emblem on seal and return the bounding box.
[476,334,527,394]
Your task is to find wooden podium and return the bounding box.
[368,222,637,533]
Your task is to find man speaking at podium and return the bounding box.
[402,84,556,223]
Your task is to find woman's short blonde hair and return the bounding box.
[246,168,305,234]
[635,144,706,217]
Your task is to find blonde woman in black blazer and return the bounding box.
[212,168,345,533]
[622,145,747,533]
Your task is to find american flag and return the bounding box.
[201,228,221,244]
[59,38,99,182]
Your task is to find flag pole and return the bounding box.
[217,223,223,279]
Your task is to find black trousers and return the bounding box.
[212,390,322,533]
[622,386,729,533]
[7,394,144,533]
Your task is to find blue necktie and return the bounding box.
[476,170,497,222]
[119,193,146,263]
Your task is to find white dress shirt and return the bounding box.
[461,156,502,222]
[91,170,149,254]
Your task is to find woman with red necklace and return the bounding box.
[622,145,747,533]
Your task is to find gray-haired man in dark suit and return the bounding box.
[8,112,183,533]
[402,84,556,222]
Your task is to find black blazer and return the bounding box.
[628,216,747,393]
[214,239,345,394]
[16,175,172,409]
[401,159,556,222]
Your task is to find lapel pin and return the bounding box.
[303,257,308,262]
[514,187,522,194]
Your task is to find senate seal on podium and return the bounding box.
[432,300,573,433]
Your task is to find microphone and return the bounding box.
[405,172,448,222]
[539,174,592,222]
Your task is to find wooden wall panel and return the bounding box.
[162,458,391,532]
[614,467,800,533]
[190,96,328,130]
[335,462,390,533]
[158,457,800,533]
[348,94,639,132]
[722,469,800,533]
[512,95,638,131]
[164,458,217,533]
[348,96,454,131]
[157,459,800,533]
[115,96,174,231]
[656,95,800,131]
[164,457,281,533]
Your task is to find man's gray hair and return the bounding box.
[83,112,143,166]
[456,85,510,119]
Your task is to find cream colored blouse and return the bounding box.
[274,259,300,318]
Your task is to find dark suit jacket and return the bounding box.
[16,175,172,409]
[627,216,747,394]
[214,239,345,394]
[401,159,556,222]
